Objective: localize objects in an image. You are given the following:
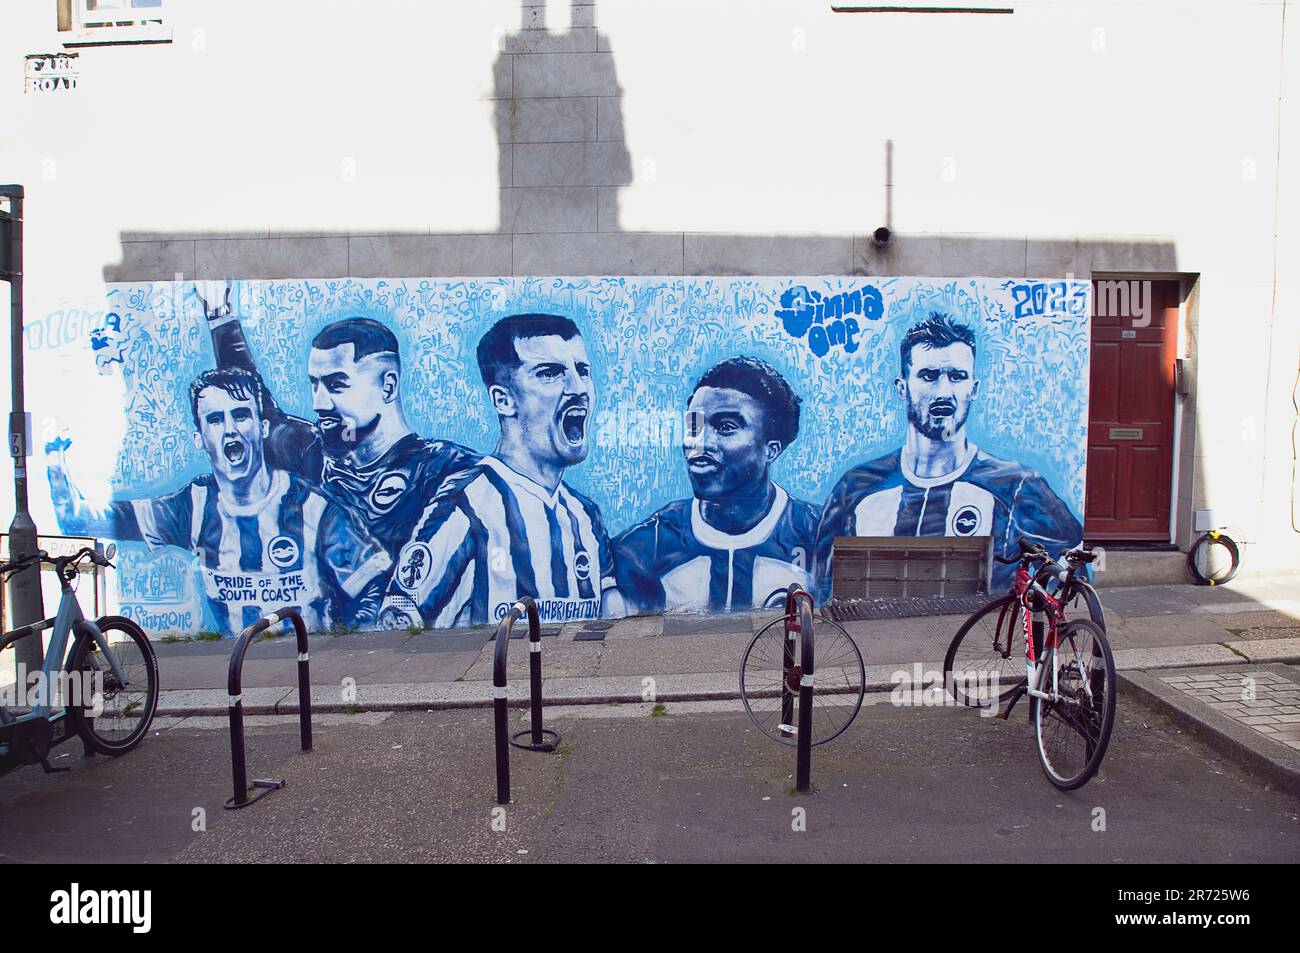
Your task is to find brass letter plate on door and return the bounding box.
[1108,427,1143,440]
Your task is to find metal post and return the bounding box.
[527,609,543,746]
[283,610,312,752]
[228,689,249,805]
[225,608,307,809]
[780,583,803,739]
[491,605,517,805]
[491,596,555,804]
[781,612,797,738]
[1,185,43,679]
[493,695,511,804]
[796,597,814,793]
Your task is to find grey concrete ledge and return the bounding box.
[684,235,854,275]
[1112,644,1244,669]
[511,231,683,274]
[154,640,1299,718]
[105,230,1200,284]
[1225,638,1300,663]
[1120,666,1300,796]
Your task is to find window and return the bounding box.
[58,0,172,46]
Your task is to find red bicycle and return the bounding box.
[943,539,1116,790]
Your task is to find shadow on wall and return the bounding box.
[104,0,1181,281]
[96,0,1205,575]
[494,0,632,235]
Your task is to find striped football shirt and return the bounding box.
[61,469,391,635]
[379,455,615,628]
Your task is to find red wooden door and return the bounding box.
[1085,279,1180,540]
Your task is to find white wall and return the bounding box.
[2,0,1296,573]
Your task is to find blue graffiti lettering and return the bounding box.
[24,309,111,352]
[1011,281,1089,319]
[120,605,195,632]
[775,284,881,358]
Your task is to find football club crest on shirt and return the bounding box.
[396,541,433,591]
[266,535,300,569]
[953,505,981,536]
[370,471,409,514]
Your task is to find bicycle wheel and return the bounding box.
[943,593,1027,709]
[66,616,160,755]
[1031,619,1116,790]
[740,613,864,746]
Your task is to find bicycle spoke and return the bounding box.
[945,595,1028,707]
[741,614,865,746]
[1033,620,1114,788]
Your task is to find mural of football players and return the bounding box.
[196,281,322,478]
[614,357,818,614]
[814,312,1083,594]
[198,281,478,560]
[46,367,392,635]
[378,314,623,628]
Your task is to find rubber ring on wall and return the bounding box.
[1187,531,1241,586]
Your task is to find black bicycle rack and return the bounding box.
[493,596,560,805]
[225,607,313,810]
[781,584,816,793]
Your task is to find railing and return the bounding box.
[782,584,816,793]
[224,607,312,810]
[492,596,559,805]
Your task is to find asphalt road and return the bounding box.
[1,693,1296,863]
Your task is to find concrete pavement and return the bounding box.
[2,692,1297,863]
[141,572,1300,809]
[143,575,1300,717]
[1120,663,1300,795]
[4,573,1298,863]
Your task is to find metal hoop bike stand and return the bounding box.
[225,607,313,810]
[493,596,560,805]
[790,587,815,792]
[740,584,866,793]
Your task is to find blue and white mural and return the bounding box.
[35,276,1090,634]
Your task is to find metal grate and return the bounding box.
[831,535,990,602]
[825,592,993,623]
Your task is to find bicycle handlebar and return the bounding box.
[995,539,1094,586]
[0,546,114,577]
[993,539,1049,566]
[0,550,46,576]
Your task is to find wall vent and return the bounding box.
[831,535,991,601]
